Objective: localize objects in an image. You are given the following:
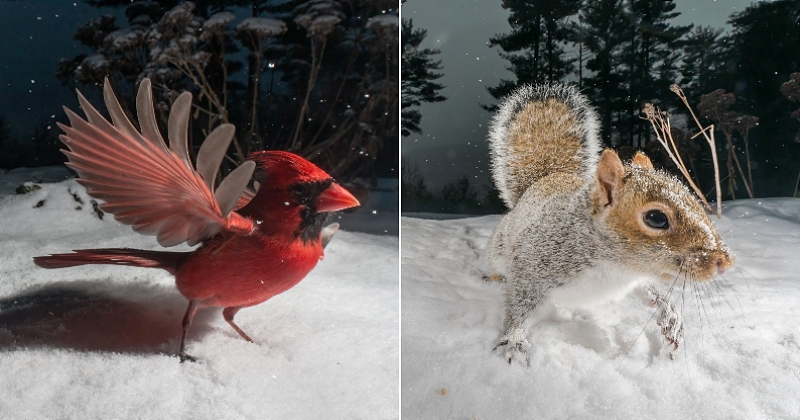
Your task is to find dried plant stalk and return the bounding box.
[642,102,717,217]
[794,171,800,198]
[667,85,722,217]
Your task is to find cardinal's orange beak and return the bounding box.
[315,183,360,213]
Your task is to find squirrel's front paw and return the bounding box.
[656,304,684,350]
[493,337,532,365]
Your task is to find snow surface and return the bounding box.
[0,176,398,419]
[402,200,800,419]
[0,166,73,195]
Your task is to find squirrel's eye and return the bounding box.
[644,210,669,229]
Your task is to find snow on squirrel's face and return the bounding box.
[599,163,734,282]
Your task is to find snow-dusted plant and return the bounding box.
[367,14,398,39]
[289,0,347,151]
[201,11,235,40]
[294,0,345,39]
[780,72,800,195]
[57,12,153,120]
[697,89,757,199]
[57,0,398,180]
[237,17,287,39]
[75,54,110,84]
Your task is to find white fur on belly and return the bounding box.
[548,261,650,309]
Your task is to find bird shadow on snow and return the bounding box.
[0,280,215,358]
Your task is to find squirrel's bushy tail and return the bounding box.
[488,84,601,208]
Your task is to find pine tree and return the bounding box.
[581,0,627,146]
[679,26,726,105]
[486,0,581,107]
[621,0,691,147]
[400,13,445,136]
[400,157,435,211]
[439,176,479,213]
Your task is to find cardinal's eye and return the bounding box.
[291,183,310,196]
[644,210,669,229]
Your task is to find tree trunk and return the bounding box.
[533,14,541,80]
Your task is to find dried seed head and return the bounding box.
[643,103,656,119]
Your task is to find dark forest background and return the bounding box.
[401,0,800,214]
[0,0,398,183]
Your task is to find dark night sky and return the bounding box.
[401,0,757,189]
[0,0,774,181]
[0,1,115,140]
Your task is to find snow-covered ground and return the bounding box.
[0,175,398,419]
[0,166,74,195]
[0,166,399,237]
[402,200,800,419]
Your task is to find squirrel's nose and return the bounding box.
[716,260,726,275]
[716,257,734,275]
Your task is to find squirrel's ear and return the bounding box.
[595,149,625,208]
[631,151,654,170]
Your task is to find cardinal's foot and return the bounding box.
[179,353,197,363]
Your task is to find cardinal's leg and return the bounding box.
[179,300,198,363]
[223,306,254,343]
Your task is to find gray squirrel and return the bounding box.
[485,84,734,364]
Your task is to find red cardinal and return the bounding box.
[33,79,360,361]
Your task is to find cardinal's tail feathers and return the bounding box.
[33,248,191,274]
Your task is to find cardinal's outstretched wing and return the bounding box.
[59,78,254,247]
